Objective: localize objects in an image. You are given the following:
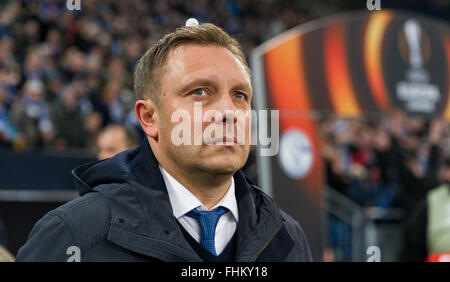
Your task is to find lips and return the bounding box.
[207,136,238,145]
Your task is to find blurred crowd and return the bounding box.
[0,0,317,153]
[0,0,448,155]
[320,110,450,261]
[0,0,449,262]
[320,110,450,215]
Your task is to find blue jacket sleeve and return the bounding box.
[15,212,81,262]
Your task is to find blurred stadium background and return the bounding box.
[0,0,449,261]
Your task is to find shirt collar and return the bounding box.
[159,165,239,222]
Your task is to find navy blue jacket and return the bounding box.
[16,141,312,262]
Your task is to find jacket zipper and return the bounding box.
[251,220,286,262]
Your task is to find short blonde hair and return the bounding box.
[133,23,250,105]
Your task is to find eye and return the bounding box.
[192,88,207,97]
[233,92,247,100]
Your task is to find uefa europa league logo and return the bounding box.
[404,19,423,69]
[398,18,432,79]
[396,18,441,114]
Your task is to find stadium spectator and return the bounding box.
[389,118,442,215]
[400,157,450,261]
[97,124,139,160]
[99,80,126,125]
[83,110,104,151]
[0,36,20,105]
[51,85,86,149]
[0,86,18,147]
[9,79,53,149]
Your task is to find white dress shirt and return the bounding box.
[159,165,239,255]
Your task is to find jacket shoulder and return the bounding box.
[249,184,313,261]
[16,190,111,261]
[52,190,111,246]
[279,210,313,261]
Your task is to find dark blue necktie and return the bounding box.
[185,206,228,255]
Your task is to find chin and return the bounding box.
[207,167,238,175]
[198,157,244,175]
[184,145,249,175]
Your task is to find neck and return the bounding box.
[152,146,233,210]
[169,168,232,210]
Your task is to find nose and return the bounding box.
[214,93,238,124]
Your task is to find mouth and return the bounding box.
[207,137,238,146]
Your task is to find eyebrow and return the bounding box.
[178,79,252,96]
[231,83,252,95]
[178,79,218,94]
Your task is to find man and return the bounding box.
[400,156,450,262]
[97,125,139,160]
[10,79,53,148]
[16,23,312,262]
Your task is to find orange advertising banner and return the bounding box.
[251,10,449,261]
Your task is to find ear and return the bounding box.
[135,99,158,139]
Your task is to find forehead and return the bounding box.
[100,128,125,142]
[162,44,251,88]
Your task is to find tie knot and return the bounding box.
[184,206,229,256]
[185,206,228,219]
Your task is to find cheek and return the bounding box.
[237,114,252,142]
[193,110,204,140]
[158,109,177,143]
[162,105,199,146]
[445,170,450,179]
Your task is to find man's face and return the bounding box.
[97,128,129,160]
[155,44,252,176]
[439,166,450,183]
